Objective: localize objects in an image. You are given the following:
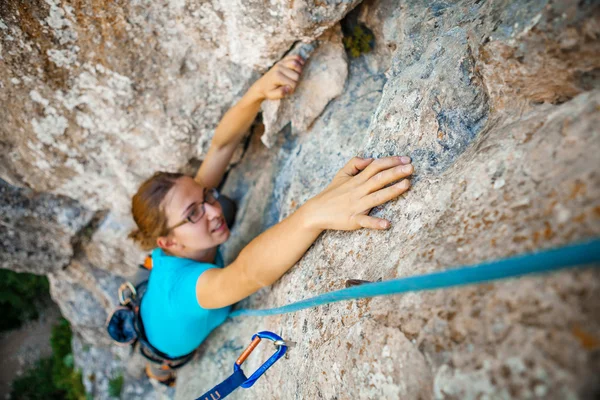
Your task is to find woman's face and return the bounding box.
[158,176,230,256]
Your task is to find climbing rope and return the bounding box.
[230,238,600,317]
[198,238,600,399]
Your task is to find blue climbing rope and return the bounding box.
[198,239,599,399]
[229,238,600,318]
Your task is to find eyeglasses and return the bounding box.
[166,188,220,233]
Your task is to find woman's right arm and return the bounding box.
[196,155,414,309]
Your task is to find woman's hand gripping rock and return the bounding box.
[253,55,305,100]
[303,156,414,231]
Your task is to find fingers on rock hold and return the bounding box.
[344,157,374,176]
[355,214,390,230]
[361,156,407,180]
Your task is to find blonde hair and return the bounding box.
[129,172,184,251]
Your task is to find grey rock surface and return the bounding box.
[221,0,362,69]
[261,24,349,147]
[181,1,600,399]
[1,0,599,399]
[0,0,361,216]
[48,258,122,346]
[0,178,95,274]
[72,335,171,400]
[0,0,254,216]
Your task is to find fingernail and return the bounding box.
[402,165,413,173]
[380,221,390,229]
[400,156,411,163]
[397,180,410,188]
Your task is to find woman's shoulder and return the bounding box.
[151,248,223,269]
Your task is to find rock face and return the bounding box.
[260,25,349,147]
[0,179,95,274]
[1,0,599,399]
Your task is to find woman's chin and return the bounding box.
[216,227,231,243]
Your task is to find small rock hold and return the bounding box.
[534,384,548,397]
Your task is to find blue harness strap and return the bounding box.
[229,238,600,318]
[196,331,287,400]
[194,368,247,400]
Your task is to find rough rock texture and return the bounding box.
[1,0,600,399]
[71,335,173,400]
[0,178,95,274]
[261,25,349,147]
[0,0,360,217]
[221,0,362,69]
[178,1,600,399]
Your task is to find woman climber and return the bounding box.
[128,55,414,385]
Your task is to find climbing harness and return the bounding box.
[196,238,599,398]
[196,331,290,400]
[106,257,196,382]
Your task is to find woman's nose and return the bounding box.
[204,202,222,219]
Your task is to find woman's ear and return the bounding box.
[156,236,176,251]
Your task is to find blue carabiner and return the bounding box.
[233,331,288,388]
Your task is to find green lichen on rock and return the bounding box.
[343,25,374,58]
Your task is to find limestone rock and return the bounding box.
[47,258,123,346]
[1,0,600,399]
[261,24,349,147]
[187,1,600,399]
[72,335,170,400]
[222,0,362,70]
[83,212,146,277]
[0,0,362,216]
[0,0,256,216]
[0,178,94,275]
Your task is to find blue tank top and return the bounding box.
[140,248,231,358]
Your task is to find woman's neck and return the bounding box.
[188,246,218,264]
[165,246,217,264]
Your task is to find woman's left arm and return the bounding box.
[195,55,305,188]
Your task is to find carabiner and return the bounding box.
[233,331,288,388]
[118,282,136,305]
